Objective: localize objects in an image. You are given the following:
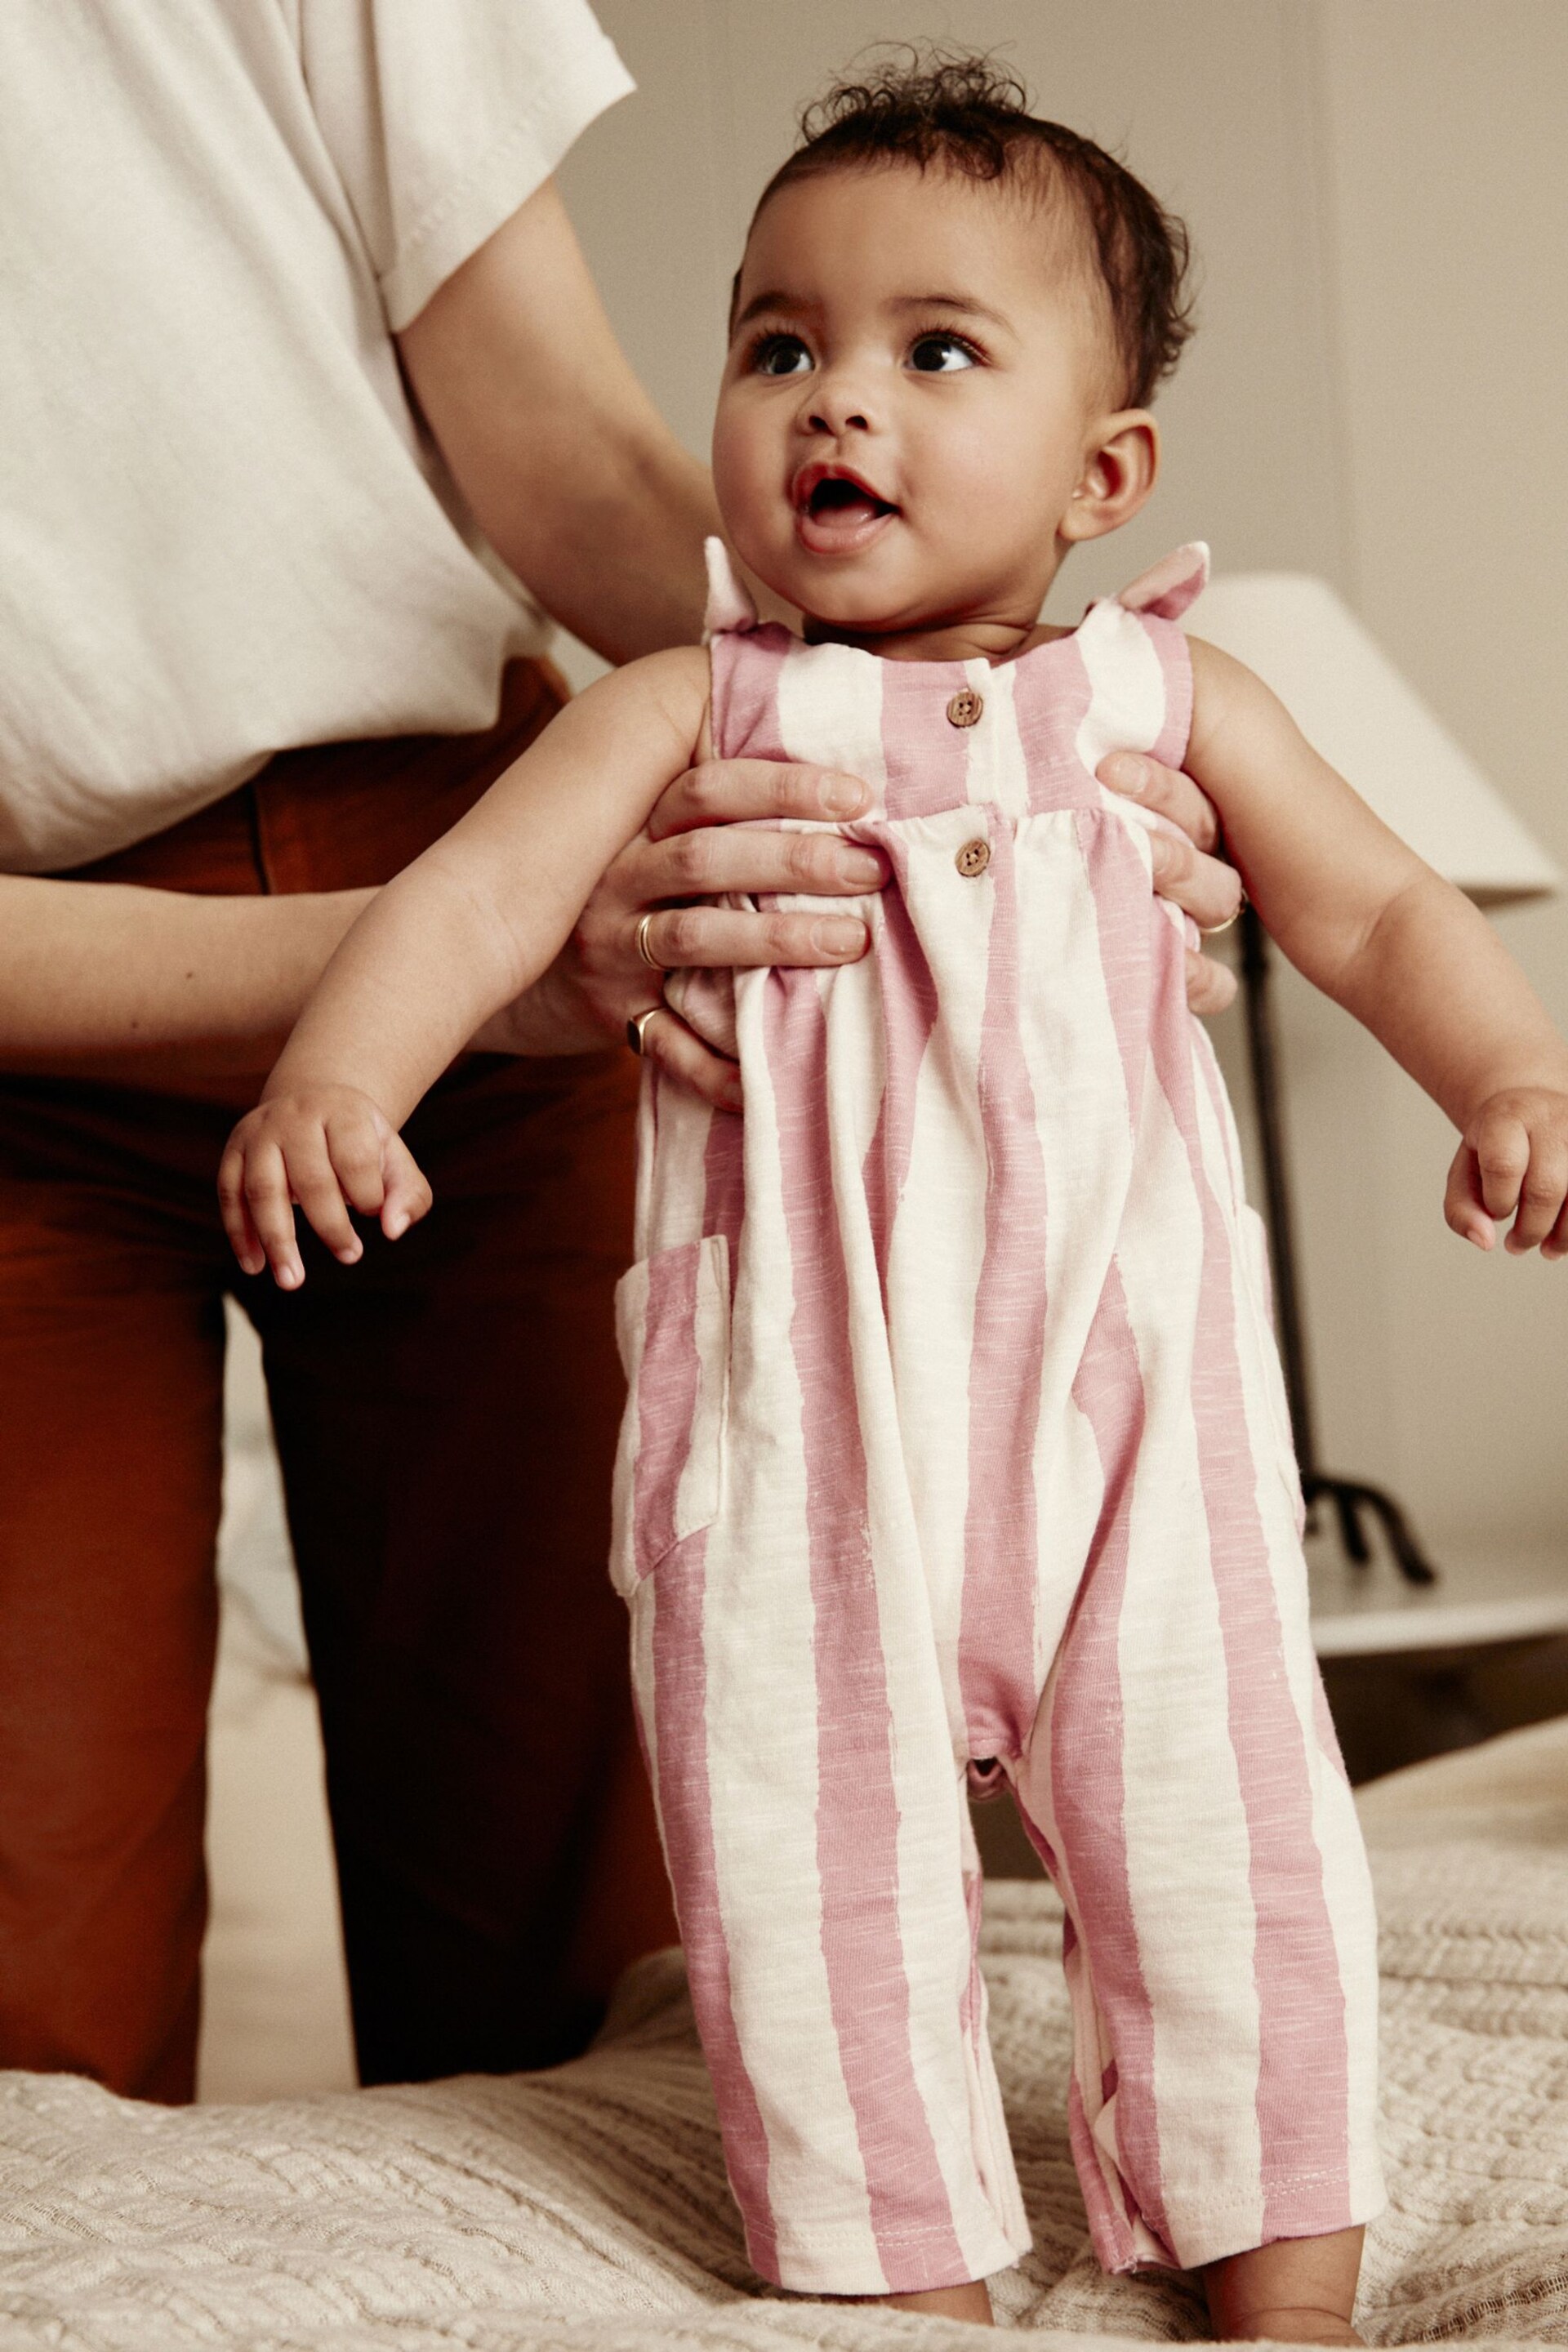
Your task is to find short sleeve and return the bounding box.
[297,0,635,329]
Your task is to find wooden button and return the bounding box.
[946,688,984,728]
[955,836,991,878]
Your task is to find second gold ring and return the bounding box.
[1198,882,1250,938]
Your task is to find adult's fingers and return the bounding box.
[646,758,871,844]
[1147,830,1246,933]
[1098,751,1221,855]
[632,813,888,904]
[638,903,871,974]
[560,827,880,1059]
[635,1004,745,1114]
[1183,947,1238,1018]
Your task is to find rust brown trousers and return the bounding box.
[0,661,672,2101]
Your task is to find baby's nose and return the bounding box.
[803,369,874,435]
[808,403,868,435]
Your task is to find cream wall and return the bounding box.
[556,1,1568,1556]
[1312,1,1568,1543]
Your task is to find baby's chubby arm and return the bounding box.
[220,647,711,1288]
[1186,638,1568,1258]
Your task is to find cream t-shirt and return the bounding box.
[0,0,634,871]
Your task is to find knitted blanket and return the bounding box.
[4,1718,1566,2350]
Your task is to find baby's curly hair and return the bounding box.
[749,51,1195,408]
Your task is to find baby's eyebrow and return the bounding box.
[729,287,1014,336]
[890,292,1011,331]
[732,288,813,331]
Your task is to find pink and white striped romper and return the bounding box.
[610,540,1384,2297]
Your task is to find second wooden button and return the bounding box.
[946,688,984,728]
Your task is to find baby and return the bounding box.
[222,58,1568,2337]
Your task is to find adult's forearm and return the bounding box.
[397,180,723,665]
[0,878,371,1068]
[510,436,719,662]
[426,355,719,664]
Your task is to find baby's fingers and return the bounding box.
[1443,1143,1495,1251]
[218,1139,270,1277]
[283,1128,365,1268]
[376,1133,434,1242]
[321,1107,428,1245]
[1471,1107,1531,1225]
[238,1140,309,1289]
[1505,1134,1568,1254]
[1450,1090,1568,1258]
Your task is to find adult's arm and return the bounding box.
[0,795,877,1089]
[0,784,880,1094]
[397,179,718,664]
[0,878,372,1080]
[0,746,1236,1098]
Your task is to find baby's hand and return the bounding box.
[218,1085,433,1290]
[1445,1087,1568,1258]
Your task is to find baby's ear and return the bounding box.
[1117,541,1211,621]
[1060,411,1160,546]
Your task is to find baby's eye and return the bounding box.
[751,333,813,378]
[909,332,979,374]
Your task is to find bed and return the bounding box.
[3,1707,1567,2350]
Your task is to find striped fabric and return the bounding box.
[609,542,1383,2296]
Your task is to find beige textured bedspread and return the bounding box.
[4,1717,1566,2350]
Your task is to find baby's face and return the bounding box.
[713,162,1116,644]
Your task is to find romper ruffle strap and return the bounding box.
[1113,540,1209,621]
[703,537,759,639]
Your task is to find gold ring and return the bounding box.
[626,1004,665,1057]
[1199,883,1249,938]
[635,911,666,971]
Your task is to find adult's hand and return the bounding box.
[1098,751,1241,1016]
[474,761,886,1106]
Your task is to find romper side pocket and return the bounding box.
[609,1232,730,1599]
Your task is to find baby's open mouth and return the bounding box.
[793,465,898,546]
[807,474,895,523]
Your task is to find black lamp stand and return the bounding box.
[1238,905,1437,1585]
